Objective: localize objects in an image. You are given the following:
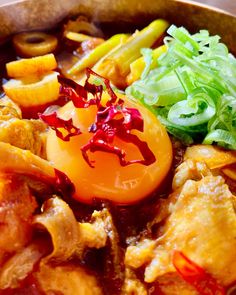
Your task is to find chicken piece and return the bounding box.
[125,239,156,269]
[35,263,102,295]
[0,239,48,289]
[153,273,198,295]
[34,197,108,263]
[34,197,83,263]
[0,95,22,120]
[172,159,211,190]
[125,160,236,291]
[184,145,236,190]
[184,144,236,170]
[0,118,46,158]
[0,95,47,158]
[122,268,147,295]
[0,174,37,264]
[79,210,109,249]
[0,142,56,182]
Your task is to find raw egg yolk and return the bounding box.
[46,96,173,204]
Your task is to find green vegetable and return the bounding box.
[203,129,236,150]
[127,45,167,84]
[68,34,129,74]
[126,25,236,149]
[95,19,169,82]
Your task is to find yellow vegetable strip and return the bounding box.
[6,54,57,78]
[127,45,167,84]
[97,19,169,80]
[92,35,130,71]
[68,34,129,75]
[65,31,94,42]
[72,36,131,86]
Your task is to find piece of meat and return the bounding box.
[184,145,236,194]
[0,95,22,120]
[34,197,109,263]
[152,273,198,295]
[0,118,46,158]
[0,239,48,290]
[125,239,156,269]
[0,142,55,184]
[122,268,147,295]
[35,263,103,295]
[0,95,47,158]
[184,145,236,170]
[0,141,74,198]
[34,198,123,294]
[172,159,211,190]
[79,210,108,249]
[0,174,37,264]
[99,206,125,294]
[125,160,236,293]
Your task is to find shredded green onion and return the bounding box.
[203,129,236,150]
[126,25,236,149]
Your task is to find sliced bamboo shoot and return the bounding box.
[68,34,129,75]
[96,19,169,87]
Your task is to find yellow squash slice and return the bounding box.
[6,54,57,78]
[3,71,60,107]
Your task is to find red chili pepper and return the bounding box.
[172,251,226,295]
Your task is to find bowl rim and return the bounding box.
[0,0,235,17]
[176,0,236,17]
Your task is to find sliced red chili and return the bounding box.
[172,250,226,295]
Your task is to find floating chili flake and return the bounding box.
[39,112,81,141]
[40,68,156,168]
[173,250,226,295]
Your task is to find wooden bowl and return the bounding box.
[0,0,235,53]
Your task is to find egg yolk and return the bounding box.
[46,96,173,204]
